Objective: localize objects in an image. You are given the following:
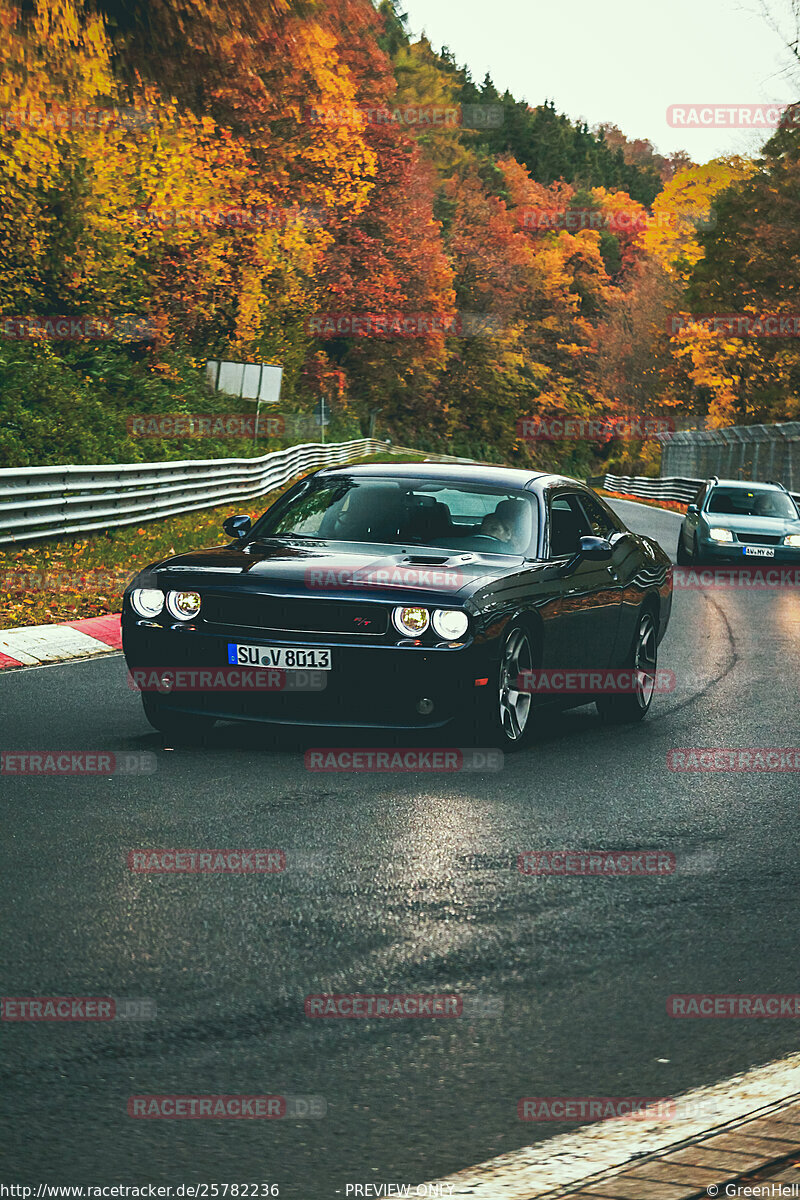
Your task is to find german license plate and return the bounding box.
[743,546,775,558]
[228,643,332,669]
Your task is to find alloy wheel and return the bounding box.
[498,627,533,742]
[633,610,657,711]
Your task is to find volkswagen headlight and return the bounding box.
[431,609,469,640]
[166,590,202,621]
[707,527,734,543]
[392,606,429,636]
[784,534,800,548]
[130,588,165,618]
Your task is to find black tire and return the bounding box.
[141,693,216,742]
[690,534,702,565]
[676,527,691,565]
[596,606,658,725]
[474,622,536,751]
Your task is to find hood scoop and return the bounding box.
[402,553,455,565]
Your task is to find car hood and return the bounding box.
[138,538,525,600]
[701,513,800,535]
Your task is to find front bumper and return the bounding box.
[122,617,491,730]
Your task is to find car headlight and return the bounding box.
[130,588,165,618]
[432,609,469,640]
[707,527,734,543]
[784,534,800,548]
[166,590,202,621]
[392,606,429,636]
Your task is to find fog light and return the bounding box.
[416,697,434,715]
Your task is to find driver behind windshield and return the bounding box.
[479,512,512,543]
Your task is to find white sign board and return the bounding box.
[257,364,283,403]
[206,360,283,403]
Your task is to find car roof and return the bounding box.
[314,461,556,490]
[707,478,785,490]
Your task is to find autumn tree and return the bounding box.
[644,158,755,282]
[672,129,800,426]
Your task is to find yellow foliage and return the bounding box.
[0,0,378,354]
[643,157,756,279]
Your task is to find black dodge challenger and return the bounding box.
[122,462,673,749]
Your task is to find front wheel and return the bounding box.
[676,527,691,565]
[596,607,658,724]
[141,693,216,742]
[477,623,535,751]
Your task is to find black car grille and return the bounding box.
[202,593,389,637]
[736,533,782,545]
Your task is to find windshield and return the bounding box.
[250,476,537,555]
[704,487,798,520]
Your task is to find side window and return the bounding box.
[692,484,706,508]
[548,493,592,558]
[577,491,620,538]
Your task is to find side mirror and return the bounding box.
[557,535,613,576]
[223,514,252,540]
[578,535,613,561]
[687,504,699,517]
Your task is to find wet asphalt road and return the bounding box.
[1,499,799,1194]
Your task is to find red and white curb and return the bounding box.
[0,614,121,669]
[418,1051,800,1198]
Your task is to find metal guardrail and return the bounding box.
[602,473,800,508]
[602,474,703,504]
[0,439,400,546]
[0,439,483,547]
[3,449,796,547]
